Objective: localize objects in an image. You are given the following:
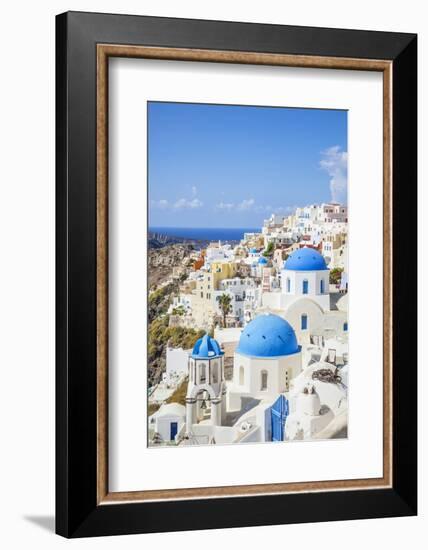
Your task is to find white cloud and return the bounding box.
[215,200,295,217]
[320,145,348,204]
[191,185,197,197]
[150,199,170,209]
[237,198,255,211]
[151,194,203,210]
[173,197,203,209]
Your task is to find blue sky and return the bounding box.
[148,102,347,228]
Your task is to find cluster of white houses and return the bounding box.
[149,205,349,445]
[167,203,347,331]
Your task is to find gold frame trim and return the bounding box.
[96,44,393,504]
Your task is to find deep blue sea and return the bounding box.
[150,226,259,242]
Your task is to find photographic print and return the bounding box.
[147,102,348,447]
[56,14,417,536]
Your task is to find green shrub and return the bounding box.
[263,241,274,257]
[329,267,344,285]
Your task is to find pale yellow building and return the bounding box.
[321,232,347,269]
[191,261,238,329]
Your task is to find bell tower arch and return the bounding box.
[185,334,225,433]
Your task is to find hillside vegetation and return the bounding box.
[148,282,179,323]
[148,315,205,387]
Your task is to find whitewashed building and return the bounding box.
[157,314,347,447]
[285,384,334,440]
[227,314,302,410]
[149,403,186,443]
[262,247,331,343]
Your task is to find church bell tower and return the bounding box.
[185,334,225,433]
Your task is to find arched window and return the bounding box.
[301,314,308,330]
[343,322,348,332]
[286,277,291,293]
[320,279,324,294]
[239,366,245,385]
[260,370,268,391]
[302,279,309,294]
[199,363,206,383]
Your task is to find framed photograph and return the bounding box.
[56,11,417,538]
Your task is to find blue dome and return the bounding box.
[236,314,299,358]
[258,257,268,265]
[250,248,258,254]
[191,334,223,359]
[284,247,328,271]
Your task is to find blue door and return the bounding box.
[170,422,178,441]
[271,395,289,442]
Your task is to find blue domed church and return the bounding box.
[280,247,330,343]
[185,334,226,432]
[281,247,330,311]
[262,247,331,344]
[227,314,302,411]
[181,315,302,443]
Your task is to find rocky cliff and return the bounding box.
[148,243,195,288]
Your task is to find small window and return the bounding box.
[302,279,309,294]
[343,322,348,332]
[239,366,245,385]
[320,279,325,294]
[301,314,308,330]
[260,370,268,391]
[199,363,206,383]
[286,277,291,293]
[212,362,218,383]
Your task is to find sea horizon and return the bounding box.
[149,226,260,242]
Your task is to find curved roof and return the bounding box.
[191,333,223,359]
[284,247,328,271]
[258,256,268,265]
[156,403,186,417]
[250,247,258,254]
[236,314,299,358]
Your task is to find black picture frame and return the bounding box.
[56,11,417,538]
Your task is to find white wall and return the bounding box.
[284,298,325,344]
[233,352,301,395]
[281,269,330,311]
[155,413,185,442]
[166,347,190,376]
[0,1,425,549]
